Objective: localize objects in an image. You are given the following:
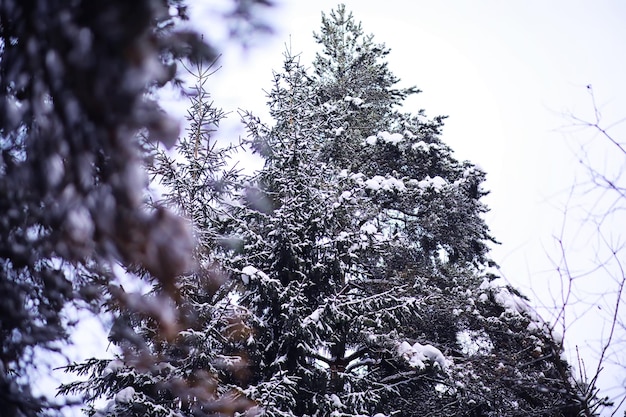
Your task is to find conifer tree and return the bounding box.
[312,5,418,165]
[224,5,596,417]
[313,4,493,267]
[59,62,250,417]
[227,49,421,417]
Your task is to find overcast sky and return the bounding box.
[180,1,626,413]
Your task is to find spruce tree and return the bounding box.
[226,48,421,417]
[312,5,418,166]
[0,1,271,415]
[0,2,206,415]
[59,62,249,417]
[224,5,596,417]
[312,4,493,267]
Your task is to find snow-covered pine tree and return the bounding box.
[223,49,423,417]
[224,5,596,417]
[59,62,250,417]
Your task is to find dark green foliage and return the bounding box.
[313,5,418,136]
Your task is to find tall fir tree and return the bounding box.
[225,50,423,416]
[312,4,493,267]
[312,5,418,166]
[224,5,597,417]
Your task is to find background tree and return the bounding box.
[228,48,422,417]
[0,1,271,415]
[312,5,492,266]
[312,5,418,166]
[60,60,251,417]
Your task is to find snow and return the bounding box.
[93,401,116,417]
[403,130,416,139]
[364,176,383,190]
[493,286,529,315]
[360,222,377,235]
[241,265,257,284]
[103,359,124,376]
[365,131,405,145]
[527,321,540,332]
[412,141,432,152]
[272,354,287,366]
[351,97,364,106]
[65,206,94,243]
[303,308,322,326]
[398,341,447,369]
[309,309,320,322]
[344,95,364,106]
[330,393,343,408]
[365,175,406,192]
[479,277,541,320]
[153,362,175,373]
[340,190,352,201]
[115,386,135,404]
[349,172,366,185]
[334,127,345,136]
[324,102,338,112]
[456,329,494,356]
[377,131,404,144]
[337,231,350,241]
[241,265,259,276]
[417,175,447,191]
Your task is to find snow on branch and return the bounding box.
[398,341,448,370]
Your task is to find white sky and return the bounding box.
[187,1,626,414]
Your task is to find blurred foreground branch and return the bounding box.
[0,1,272,415]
